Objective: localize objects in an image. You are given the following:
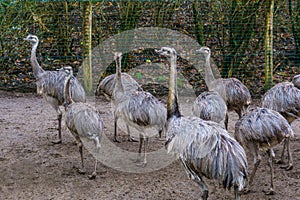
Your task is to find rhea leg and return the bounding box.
[181,160,209,199]
[264,149,275,195]
[88,138,100,179]
[234,185,241,200]
[285,138,293,170]
[225,113,229,130]
[126,125,137,142]
[135,134,144,164]
[54,109,63,144]
[77,141,86,174]
[142,137,148,166]
[45,96,62,144]
[276,138,286,164]
[114,116,121,143]
[245,143,261,193]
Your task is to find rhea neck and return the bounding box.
[30,40,44,77]
[167,53,181,120]
[113,55,125,101]
[64,74,74,107]
[203,52,216,89]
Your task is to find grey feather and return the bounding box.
[234,107,293,192]
[197,47,251,129]
[63,66,103,179]
[96,73,142,99]
[192,91,227,126]
[113,52,167,164]
[158,46,247,200]
[292,74,300,89]
[24,34,86,144]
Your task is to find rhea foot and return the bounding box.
[88,172,97,180]
[128,136,138,142]
[113,138,121,143]
[280,163,293,171]
[263,188,275,195]
[136,161,147,168]
[77,168,86,175]
[51,139,62,144]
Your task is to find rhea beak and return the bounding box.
[155,49,162,54]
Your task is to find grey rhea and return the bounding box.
[192,90,227,127]
[262,81,300,170]
[197,47,251,130]
[96,73,142,100]
[112,52,167,166]
[235,107,293,195]
[156,47,248,200]
[292,74,300,89]
[95,70,142,142]
[62,66,103,179]
[24,34,86,144]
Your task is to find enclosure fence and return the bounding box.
[0,1,299,98]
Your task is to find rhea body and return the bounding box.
[112,52,166,166]
[62,66,103,179]
[96,73,142,100]
[235,107,293,194]
[262,81,300,170]
[157,47,248,200]
[24,34,86,144]
[197,47,251,129]
[292,74,300,89]
[192,90,227,127]
[96,71,142,142]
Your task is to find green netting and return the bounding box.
[0,1,299,97]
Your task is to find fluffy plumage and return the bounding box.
[157,46,247,200]
[197,47,251,129]
[113,52,166,165]
[24,34,86,144]
[63,66,103,179]
[292,74,300,89]
[96,73,142,100]
[262,81,300,170]
[192,91,227,127]
[235,107,293,194]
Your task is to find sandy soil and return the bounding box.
[0,90,300,200]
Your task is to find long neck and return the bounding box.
[113,56,125,100]
[167,55,181,120]
[203,53,215,89]
[31,41,44,77]
[64,75,74,106]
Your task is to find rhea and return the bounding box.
[112,52,166,166]
[292,74,300,89]
[24,34,86,144]
[262,80,300,170]
[96,73,142,100]
[157,46,248,200]
[96,69,142,142]
[62,66,103,179]
[192,90,227,127]
[197,47,251,129]
[235,107,293,195]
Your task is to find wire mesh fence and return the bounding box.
[0,1,299,98]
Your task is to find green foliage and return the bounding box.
[0,1,299,97]
[134,72,143,80]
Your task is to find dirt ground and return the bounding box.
[0,90,300,200]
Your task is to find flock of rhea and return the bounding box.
[24,34,299,200]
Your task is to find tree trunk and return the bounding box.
[82,1,93,93]
[264,0,274,91]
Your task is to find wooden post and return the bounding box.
[82,1,93,93]
[264,0,274,90]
